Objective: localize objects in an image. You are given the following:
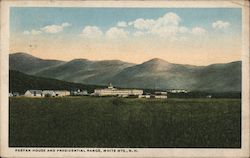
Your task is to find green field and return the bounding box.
[9,97,241,148]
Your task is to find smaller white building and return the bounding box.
[9,93,13,97]
[155,91,167,95]
[138,95,150,99]
[167,89,188,93]
[206,95,212,98]
[54,90,70,97]
[152,91,168,99]
[154,95,168,99]
[71,89,88,96]
[25,90,43,97]
[13,92,20,97]
[42,90,56,97]
[24,90,70,97]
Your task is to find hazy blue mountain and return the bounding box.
[9,52,241,92]
[194,61,241,92]
[110,58,202,90]
[111,59,241,92]
[9,52,65,74]
[9,53,135,85]
[33,59,135,85]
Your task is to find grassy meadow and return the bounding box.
[9,97,241,148]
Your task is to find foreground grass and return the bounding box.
[9,97,241,148]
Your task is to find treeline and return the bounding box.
[143,89,241,99]
[167,92,241,99]
[9,70,105,94]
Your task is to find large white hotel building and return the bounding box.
[93,84,143,97]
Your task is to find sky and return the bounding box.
[10,7,242,65]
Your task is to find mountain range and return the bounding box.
[9,52,241,92]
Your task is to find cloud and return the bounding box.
[23,22,71,35]
[155,12,181,26]
[41,22,71,34]
[78,12,188,40]
[106,27,128,39]
[191,27,207,35]
[117,21,127,27]
[80,26,103,38]
[212,20,230,29]
[128,12,188,38]
[42,25,64,33]
[150,26,179,37]
[129,12,181,31]
[130,18,155,30]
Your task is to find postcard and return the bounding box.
[0,0,249,157]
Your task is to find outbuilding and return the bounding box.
[54,90,70,97]
[154,95,168,99]
[24,90,43,97]
[9,93,13,97]
[42,90,56,97]
[138,95,151,99]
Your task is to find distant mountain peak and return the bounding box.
[100,59,126,63]
[141,58,171,68]
[69,58,91,63]
[150,58,165,61]
[10,52,64,62]
[10,52,37,59]
[9,52,65,74]
[146,58,170,64]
